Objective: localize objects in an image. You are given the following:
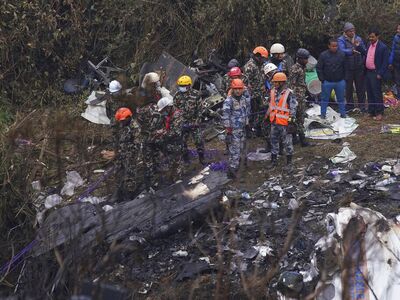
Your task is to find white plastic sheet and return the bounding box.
[81,91,111,125]
[61,171,84,196]
[304,105,358,140]
[330,146,357,164]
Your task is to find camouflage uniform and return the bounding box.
[243,58,265,134]
[174,89,205,162]
[222,93,251,170]
[114,119,140,198]
[158,108,184,180]
[136,102,163,187]
[288,62,307,136]
[269,86,297,156]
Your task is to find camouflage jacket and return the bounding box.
[243,58,265,98]
[288,62,307,100]
[136,103,163,142]
[173,89,203,125]
[114,121,140,165]
[222,94,251,130]
[157,108,184,141]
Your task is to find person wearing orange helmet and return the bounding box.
[222,78,251,179]
[244,46,269,137]
[111,107,141,200]
[268,72,298,169]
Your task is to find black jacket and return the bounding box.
[316,50,346,82]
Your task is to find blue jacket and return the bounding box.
[337,34,366,70]
[222,94,251,130]
[361,40,389,78]
[389,34,400,67]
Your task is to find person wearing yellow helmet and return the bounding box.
[268,72,298,169]
[174,75,206,165]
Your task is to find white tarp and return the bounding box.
[81,91,111,125]
[304,105,358,140]
[315,203,400,300]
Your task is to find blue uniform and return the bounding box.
[222,94,251,169]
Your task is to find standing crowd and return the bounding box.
[105,22,399,201]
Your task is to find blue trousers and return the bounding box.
[366,70,384,116]
[320,80,346,117]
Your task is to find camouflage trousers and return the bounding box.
[182,126,205,157]
[227,129,245,169]
[116,157,138,200]
[142,142,161,187]
[163,140,183,180]
[295,98,306,135]
[271,124,293,156]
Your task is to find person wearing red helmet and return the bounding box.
[222,79,251,179]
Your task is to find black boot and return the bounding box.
[183,150,190,163]
[292,133,299,145]
[227,168,237,179]
[198,151,207,165]
[299,132,313,147]
[259,140,271,153]
[269,154,278,168]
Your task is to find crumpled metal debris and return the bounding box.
[61,171,84,196]
[44,194,62,209]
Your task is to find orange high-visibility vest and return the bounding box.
[269,88,291,126]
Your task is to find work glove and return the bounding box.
[289,116,296,124]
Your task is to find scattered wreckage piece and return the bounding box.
[32,168,230,256]
[314,203,400,300]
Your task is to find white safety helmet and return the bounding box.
[157,97,173,112]
[270,43,285,54]
[141,72,160,88]
[109,80,122,94]
[263,63,278,75]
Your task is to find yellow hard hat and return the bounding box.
[177,75,192,86]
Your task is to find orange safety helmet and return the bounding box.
[253,46,269,59]
[228,67,242,78]
[115,107,133,121]
[271,72,287,82]
[230,78,245,89]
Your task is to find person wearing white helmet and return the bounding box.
[270,43,289,75]
[106,80,124,121]
[155,97,184,181]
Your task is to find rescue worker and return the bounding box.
[106,80,123,120]
[221,67,250,97]
[288,48,312,147]
[244,46,269,136]
[113,107,140,200]
[136,82,163,189]
[222,79,251,179]
[268,72,298,168]
[270,43,288,75]
[261,63,278,153]
[174,75,206,165]
[155,97,184,181]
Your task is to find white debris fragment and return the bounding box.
[61,171,84,196]
[199,257,211,264]
[80,196,107,205]
[31,180,41,191]
[330,147,357,164]
[44,194,63,209]
[381,165,393,173]
[253,245,274,257]
[288,198,299,210]
[102,205,113,211]
[172,250,188,257]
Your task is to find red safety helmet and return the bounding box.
[115,107,133,121]
[228,67,242,78]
